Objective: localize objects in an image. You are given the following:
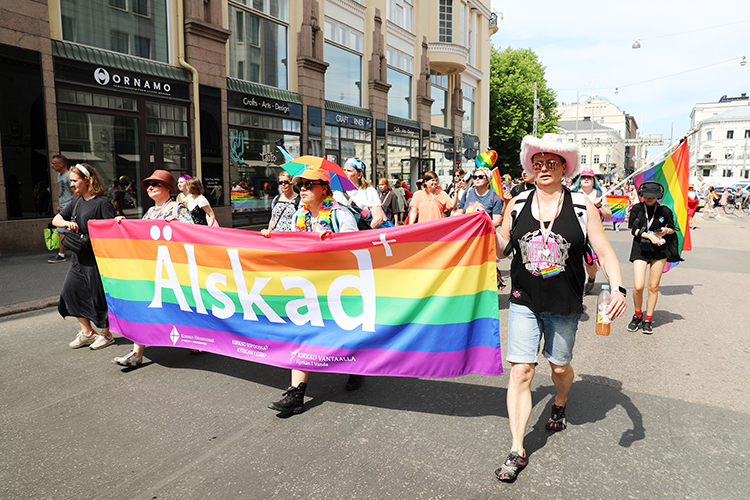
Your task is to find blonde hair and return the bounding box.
[70,163,106,197]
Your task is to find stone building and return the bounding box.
[0,0,497,254]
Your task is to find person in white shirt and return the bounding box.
[334,157,386,229]
[186,177,216,226]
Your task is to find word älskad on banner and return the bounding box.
[89,212,502,378]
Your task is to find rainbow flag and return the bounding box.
[489,168,505,198]
[88,212,502,378]
[633,141,691,271]
[603,195,628,223]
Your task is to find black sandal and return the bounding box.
[494,451,527,482]
[545,403,567,431]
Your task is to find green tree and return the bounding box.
[488,46,559,175]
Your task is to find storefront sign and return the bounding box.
[325,110,372,130]
[54,60,189,100]
[227,91,301,118]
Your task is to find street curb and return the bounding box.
[0,297,59,318]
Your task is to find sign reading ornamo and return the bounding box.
[88,212,502,378]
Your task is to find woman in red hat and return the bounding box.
[112,170,191,366]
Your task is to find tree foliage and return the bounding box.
[488,46,559,175]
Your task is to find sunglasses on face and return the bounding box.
[532,159,560,171]
[472,175,486,180]
[145,181,165,189]
[279,180,291,186]
[296,180,324,190]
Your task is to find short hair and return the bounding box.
[279,171,292,182]
[52,154,68,166]
[454,168,465,177]
[377,177,391,191]
[187,177,204,196]
[421,170,438,184]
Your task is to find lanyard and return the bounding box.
[535,189,565,256]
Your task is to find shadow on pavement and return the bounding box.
[525,373,645,459]
[659,284,699,296]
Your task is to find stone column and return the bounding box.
[296,0,328,155]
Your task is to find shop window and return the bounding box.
[228,4,288,89]
[61,0,169,62]
[58,88,137,111]
[325,125,339,150]
[146,102,188,137]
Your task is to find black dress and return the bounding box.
[628,202,680,263]
[58,195,116,328]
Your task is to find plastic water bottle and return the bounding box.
[596,284,612,336]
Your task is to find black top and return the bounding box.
[628,202,680,262]
[510,182,535,198]
[59,196,117,265]
[509,189,586,314]
[379,190,401,222]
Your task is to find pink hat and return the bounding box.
[519,133,580,178]
[579,168,595,177]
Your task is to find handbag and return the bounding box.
[60,197,91,254]
[44,222,60,251]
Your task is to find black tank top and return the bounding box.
[509,189,586,314]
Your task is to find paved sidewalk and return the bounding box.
[0,251,69,317]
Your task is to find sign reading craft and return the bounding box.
[325,110,372,130]
[54,59,190,100]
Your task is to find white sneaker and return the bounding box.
[90,333,115,350]
[69,331,96,348]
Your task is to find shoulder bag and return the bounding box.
[61,197,91,254]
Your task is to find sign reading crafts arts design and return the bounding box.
[88,212,502,378]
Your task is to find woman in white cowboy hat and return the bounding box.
[493,133,627,482]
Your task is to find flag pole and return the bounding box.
[602,126,699,196]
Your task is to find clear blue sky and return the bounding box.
[490,0,748,148]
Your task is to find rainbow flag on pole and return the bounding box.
[633,140,691,271]
[89,212,502,378]
[489,168,505,198]
[603,195,628,223]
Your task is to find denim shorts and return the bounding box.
[506,302,581,366]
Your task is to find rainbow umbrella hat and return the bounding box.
[277,146,357,192]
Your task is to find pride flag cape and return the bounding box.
[489,168,505,198]
[603,195,628,223]
[89,212,502,378]
[633,140,691,271]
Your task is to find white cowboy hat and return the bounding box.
[519,133,580,178]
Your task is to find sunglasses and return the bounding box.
[279,180,291,186]
[532,159,560,171]
[296,180,325,190]
[145,181,165,189]
[472,175,486,180]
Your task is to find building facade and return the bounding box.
[689,94,750,180]
[556,96,638,178]
[0,0,497,254]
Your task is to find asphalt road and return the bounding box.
[1,213,749,499]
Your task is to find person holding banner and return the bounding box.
[113,170,192,366]
[262,171,300,235]
[571,169,611,295]
[52,163,117,350]
[626,181,680,335]
[494,134,626,483]
[267,165,359,414]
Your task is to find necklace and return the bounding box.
[295,197,334,232]
[535,189,565,258]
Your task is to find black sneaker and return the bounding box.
[494,451,528,482]
[641,320,653,335]
[584,279,595,295]
[626,314,642,332]
[48,254,66,263]
[545,403,567,431]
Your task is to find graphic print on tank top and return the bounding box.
[518,228,572,276]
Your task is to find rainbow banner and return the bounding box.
[88,212,502,378]
[633,141,691,271]
[489,168,505,198]
[603,195,628,223]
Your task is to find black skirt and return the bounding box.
[58,253,109,328]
